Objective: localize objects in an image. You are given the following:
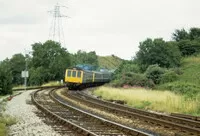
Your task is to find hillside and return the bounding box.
[98,55,123,70]
[158,55,200,98]
[179,55,200,84]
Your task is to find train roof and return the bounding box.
[67,67,112,74]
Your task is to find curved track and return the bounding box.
[32,88,151,136]
[61,89,200,136]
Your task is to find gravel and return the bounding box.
[5,90,61,136]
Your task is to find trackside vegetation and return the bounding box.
[93,87,200,115]
[0,102,17,136]
[0,27,200,115]
[100,28,200,115]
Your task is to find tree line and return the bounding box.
[1,27,200,95]
[0,40,99,95]
[112,27,200,90]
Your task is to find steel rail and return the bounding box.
[63,90,200,135]
[32,88,98,136]
[51,90,151,136]
[32,87,151,136]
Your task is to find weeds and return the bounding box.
[93,86,200,115]
[0,101,17,136]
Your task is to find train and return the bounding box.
[64,67,112,90]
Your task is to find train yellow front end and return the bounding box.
[65,69,83,89]
[65,67,111,90]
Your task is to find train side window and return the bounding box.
[67,70,71,77]
[77,71,81,78]
[72,71,76,77]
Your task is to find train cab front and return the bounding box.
[65,68,83,90]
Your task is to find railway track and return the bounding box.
[170,113,200,122]
[60,89,200,136]
[32,87,151,136]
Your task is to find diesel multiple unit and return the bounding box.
[64,67,111,90]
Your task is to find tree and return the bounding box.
[145,64,165,84]
[172,28,189,41]
[28,67,48,85]
[113,60,140,79]
[0,59,12,94]
[30,40,71,85]
[189,27,200,40]
[9,53,25,85]
[177,40,200,56]
[72,50,99,66]
[136,38,181,71]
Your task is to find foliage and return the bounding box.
[172,28,200,56]
[170,67,183,75]
[178,55,200,85]
[111,72,154,88]
[145,64,165,84]
[157,55,200,99]
[172,28,189,41]
[113,60,140,79]
[157,81,200,98]
[72,50,99,66]
[172,27,200,41]
[136,38,181,70]
[0,113,17,136]
[93,87,200,115]
[160,71,178,84]
[0,60,12,95]
[9,53,25,85]
[30,40,71,85]
[28,67,48,85]
[42,81,63,86]
[98,55,123,70]
[189,27,200,40]
[177,40,200,56]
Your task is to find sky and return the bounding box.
[0,0,200,61]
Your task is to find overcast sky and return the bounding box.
[0,0,199,61]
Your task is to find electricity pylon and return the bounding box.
[48,3,69,47]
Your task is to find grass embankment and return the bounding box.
[179,56,200,84]
[93,87,200,115]
[157,55,200,98]
[98,55,123,70]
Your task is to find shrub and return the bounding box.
[170,67,183,75]
[160,71,178,84]
[145,65,165,84]
[157,81,200,98]
[113,61,140,80]
[111,72,155,88]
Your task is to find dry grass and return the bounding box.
[183,55,200,64]
[0,114,17,136]
[93,87,200,115]
[42,81,63,86]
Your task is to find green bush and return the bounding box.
[145,64,165,84]
[160,71,178,84]
[157,81,200,98]
[170,67,183,75]
[113,61,140,80]
[111,72,155,88]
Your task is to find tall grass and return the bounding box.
[93,87,200,115]
[42,81,63,86]
[179,56,200,85]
